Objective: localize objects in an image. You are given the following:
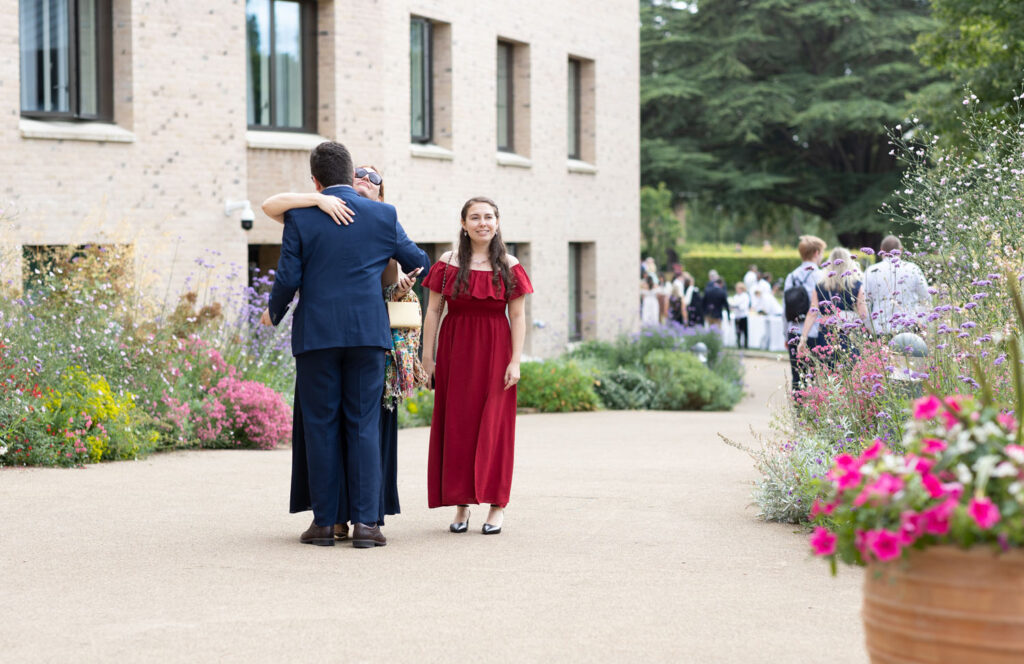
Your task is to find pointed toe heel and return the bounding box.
[449,506,470,533]
[481,523,502,535]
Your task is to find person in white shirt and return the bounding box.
[743,265,759,295]
[783,235,826,392]
[729,283,751,348]
[863,236,931,336]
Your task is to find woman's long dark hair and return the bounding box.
[454,197,515,297]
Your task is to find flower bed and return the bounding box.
[0,242,294,467]
[748,93,1024,523]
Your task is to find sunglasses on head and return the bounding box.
[355,168,382,186]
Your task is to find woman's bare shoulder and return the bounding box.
[439,250,458,267]
[506,255,520,267]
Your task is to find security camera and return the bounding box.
[240,206,255,231]
[225,199,255,231]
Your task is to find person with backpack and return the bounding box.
[783,235,826,392]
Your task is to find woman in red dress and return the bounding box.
[421,197,533,535]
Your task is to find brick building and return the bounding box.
[1,0,639,357]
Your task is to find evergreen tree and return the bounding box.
[641,0,942,248]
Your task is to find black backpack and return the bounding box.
[783,270,814,322]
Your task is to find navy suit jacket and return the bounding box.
[267,185,431,356]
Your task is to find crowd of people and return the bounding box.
[639,258,785,350]
[641,233,932,391]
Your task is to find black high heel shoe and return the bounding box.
[482,506,503,535]
[449,505,470,533]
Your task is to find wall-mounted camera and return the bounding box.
[224,199,255,231]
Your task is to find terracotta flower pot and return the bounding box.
[863,546,1024,663]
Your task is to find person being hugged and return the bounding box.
[421,197,533,535]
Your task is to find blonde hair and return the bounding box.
[798,235,827,262]
[819,247,861,292]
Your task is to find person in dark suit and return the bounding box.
[263,141,430,549]
[703,271,729,328]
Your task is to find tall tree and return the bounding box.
[641,0,942,248]
[915,0,1024,131]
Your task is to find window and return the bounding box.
[568,56,596,165]
[568,242,596,341]
[246,0,317,131]
[496,41,514,152]
[568,243,583,341]
[568,58,581,159]
[19,0,113,120]
[410,18,432,143]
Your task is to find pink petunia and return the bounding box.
[921,473,945,498]
[809,527,838,556]
[860,439,886,461]
[899,510,924,545]
[853,473,904,506]
[810,499,836,519]
[913,395,942,420]
[866,529,903,562]
[941,396,964,430]
[922,498,957,535]
[968,497,1001,530]
[921,437,948,455]
[998,413,1019,432]
[906,454,933,475]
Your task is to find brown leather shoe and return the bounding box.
[300,520,335,546]
[351,522,387,548]
[334,523,349,541]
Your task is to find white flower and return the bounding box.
[955,462,974,485]
[992,461,1018,478]
[0,445,6,456]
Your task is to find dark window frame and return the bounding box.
[568,242,583,341]
[19,0,114,122]
[567,58,582,160]
[246,0,318,133]
[410,16,433,143]
[496,40,514,153]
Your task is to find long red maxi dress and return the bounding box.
[423,262,534,508]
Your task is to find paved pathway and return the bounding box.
[0,357,865,663]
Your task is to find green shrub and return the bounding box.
[397,388,435,429]
[594,367,656,410]
[679,247,801,289]
[643,350,742,411]
[518,360,600,413]
[569,325,724,369]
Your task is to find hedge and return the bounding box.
[679,248,801,289]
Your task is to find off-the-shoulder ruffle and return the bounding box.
[423,262,534,301]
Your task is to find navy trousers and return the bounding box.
[295,346,385,526]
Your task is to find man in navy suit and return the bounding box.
[265,141,431,548]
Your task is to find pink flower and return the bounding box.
[866,529,902,562]
[1005,445,1024,464]
[853,473,904,506]
[905,454,933,475]
[860,439,886,461]
[810,499,836,519]
[922,498,957,535]
[941,396,964,430]
[913,395,942,420]
[809,527,837,556]
[968,497,1001,530]
[899,511,924,545]
[998,413,1018,432]
[921,437,948,455]
[921,473,945,498]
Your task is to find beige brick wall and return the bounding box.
[1,0,640,358]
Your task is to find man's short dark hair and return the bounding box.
[310,141,353,188]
